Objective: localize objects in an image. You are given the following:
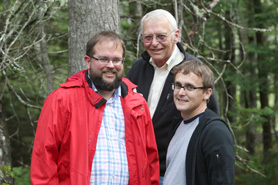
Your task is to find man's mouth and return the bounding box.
[177,98,189,103]
[103,71,116,78]
[150,48,163,54]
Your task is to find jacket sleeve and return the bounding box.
[144,102,160,185]
[202,121,235,185]
[30,92,68,185]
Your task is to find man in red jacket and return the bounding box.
[31,31,160,185]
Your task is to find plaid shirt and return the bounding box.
[90,82,129,185]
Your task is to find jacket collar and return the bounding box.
[60,70,137,108]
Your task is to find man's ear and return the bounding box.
[84,55,91,69]
[174,29,180,43]
[204,88,213,101]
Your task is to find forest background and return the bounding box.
[0,0,278,184]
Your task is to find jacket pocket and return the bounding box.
[131,106,148,158]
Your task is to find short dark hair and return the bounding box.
[86,31,125,58]
[171,60,214,89]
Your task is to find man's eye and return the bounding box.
[144,36,153,40]
[175,84,182,89]
[187,86,195,91]
[157,35,166,39]
[99,58,109,62]
[112,58,121,62]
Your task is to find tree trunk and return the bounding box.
[68,0,120,76]
[177,0,184,40]
[240,0,257,155]
[0,1,13,184]
[223,9,236,123]
[245,35,258,155]
[273,73,278,142]
[0,101,14,185]
[130,1,143,58]
[35,0,54,95]
[253,0,272,162]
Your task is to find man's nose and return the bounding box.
[178,87,187,95]
[151,36,160,45]
[106,60,115,68]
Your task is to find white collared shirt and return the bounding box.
[147,45,184,117]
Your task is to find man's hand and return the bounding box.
[132,88,143,96]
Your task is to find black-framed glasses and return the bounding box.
[142,30,175,43]
[172,83,208,92]
[88,55,124,65]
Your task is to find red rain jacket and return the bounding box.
[31,70,160,185]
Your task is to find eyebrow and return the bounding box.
[97,56,122,58]
[175,81,196,87]
[143,33,168,35]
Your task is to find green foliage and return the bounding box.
[229,104,277,184]
[13,167,30,185]
[1,0,278,184]
[0,165,13,177]
[236,149,278,185]
[0,165,13,185]
[0,0,68,168]
[229,106,275,139]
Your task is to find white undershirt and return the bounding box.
[147,45,184,117]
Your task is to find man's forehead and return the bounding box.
[143,18,170,33]
[175,72,203,83]
[95,40,122,50]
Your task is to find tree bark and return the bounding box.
[68,0,120,76]
[0,1,13,184]
[130,1,143,58]
[222,8,236,123]
[0,101,13,185]
[177,0,184,40]
[35,0,54,95]
[253,0,272,162]
[236,0,258,156]
[245,35,257,155]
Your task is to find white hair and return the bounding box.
[140,9,178,34]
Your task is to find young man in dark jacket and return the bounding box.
[126,9,220,183]
[163,60,235,185]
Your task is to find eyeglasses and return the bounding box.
[88,55,124,65]
[142,30,175,43]
[172,83,207,92]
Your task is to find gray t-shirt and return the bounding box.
[163,117,200,185]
